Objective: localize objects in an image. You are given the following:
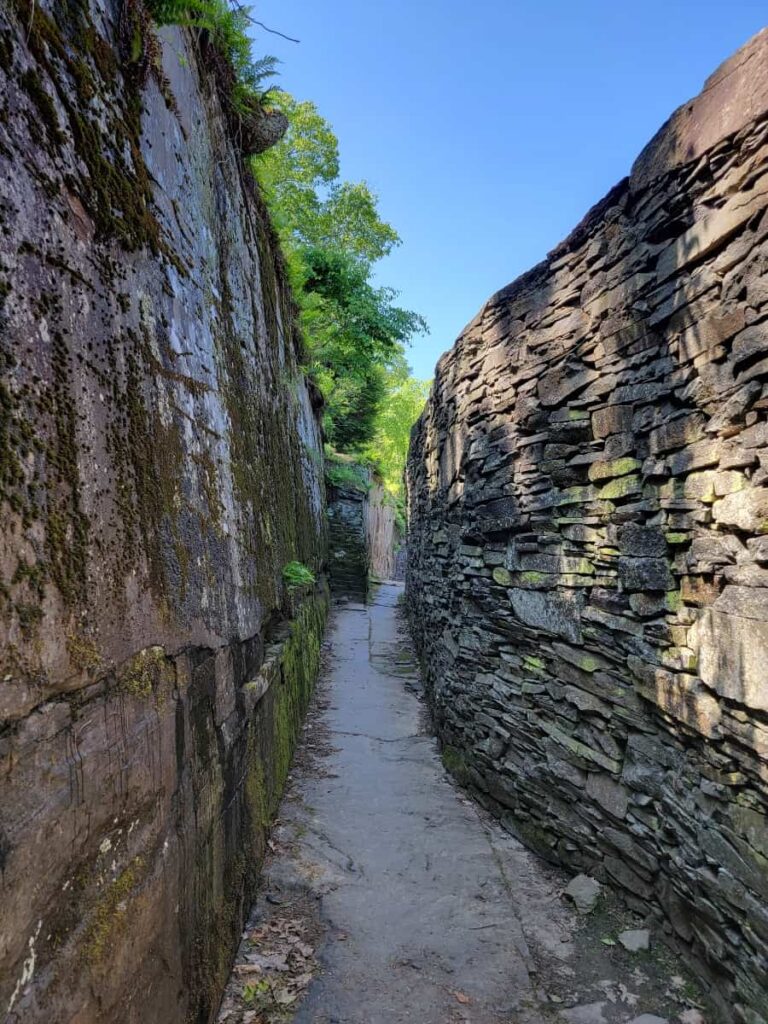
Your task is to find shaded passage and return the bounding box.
[220,584,709,1024]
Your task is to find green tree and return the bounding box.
[253,89,427,473]
[297,247,425,447]
[257,92,399,263]
[364,370,431,496]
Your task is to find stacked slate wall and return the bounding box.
[327,482,370,598]
[407,31,768,1023]
[0,2,328,1021]
[327,474,401,595]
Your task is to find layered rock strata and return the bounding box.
[327,481,371,598]
[0,1,327,1020]
[407,31,768,1022]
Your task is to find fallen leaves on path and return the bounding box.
[217,908,319,1023]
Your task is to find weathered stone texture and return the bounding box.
[367,479,403,580]
[328,482,370,598]
[328,474,402,595]
[407,30,768,1023]
[0,2,327,1021]
[328,482,401,597]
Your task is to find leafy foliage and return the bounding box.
[297,247,425,448]
[363,369,430,495]
[282,561,316,589]
[324,450,371,492]
[254,93,428,475]
[147,1,279,109]
[258,92,399,263]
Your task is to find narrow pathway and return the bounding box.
[219,583,709,1024]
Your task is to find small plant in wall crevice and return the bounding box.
[282,561,316,589]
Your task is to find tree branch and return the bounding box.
[228,1,300,43]
[251,19,300,43]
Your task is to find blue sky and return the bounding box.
[253,1,766,379]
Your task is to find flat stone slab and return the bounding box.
[619,928,651,951]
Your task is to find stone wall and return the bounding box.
[0,1,328,1020]
[327,482,370,598]
[367,479,402,580]
[407,31,768,1023]
[327,473,402,596]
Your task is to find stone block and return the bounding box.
[733,323,768,364]
[656,175,768,280]
[689,587,768,712]
[604,855,654,898]
[618,557,673,591]
[588,457,642,482]
[564,873,602,913]
[649,413,707,454]
[712,488,768,533]
[678,310,746,362]
[620,524,667,557]
[509,588,584,643]
[619,928,651,951]
[668,439,723,476]
[586,772,629,819]
[592,404,634,439]
[629,657,722,737]
[597,475,642,501]
[538,366,599,407]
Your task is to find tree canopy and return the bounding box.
[254,91,429,489]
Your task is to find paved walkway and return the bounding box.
[218,583,709,1024]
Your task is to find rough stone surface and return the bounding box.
[367,479,403,580]
[565,875,602,914]
[327,483,371,598]
[0,3,327,1021]
[328,474,402,596]
[618,929,651,952]
[407,30,768,1024]
[218,584,712,1024]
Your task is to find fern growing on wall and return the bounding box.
[146,0,280,108]
[282,561,316,589]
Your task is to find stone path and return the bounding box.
[218,583,711,1024]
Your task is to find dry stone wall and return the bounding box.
[0,2,327,1021]
[327,482,370,598]
[407,31,768,1023]
[327,473,402,596]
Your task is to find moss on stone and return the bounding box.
[520,570,548,584]
[82,856,146,965]
[66,632,102,672]
[664,532,690,545]
[19,67,64,145]
[119,646,171,699]
[597,474,641,501]
[11,0,182,266]
[441,744,470,784]
[523,654,545,671]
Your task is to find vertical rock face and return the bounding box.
[407,31,768,1023]
[367,479,403,580]
[327,475,402,596]
[328,482,371,598]
[0,2,327,1021]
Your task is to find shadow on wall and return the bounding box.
[407,29,768,1024]
[0,2,328,1022]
